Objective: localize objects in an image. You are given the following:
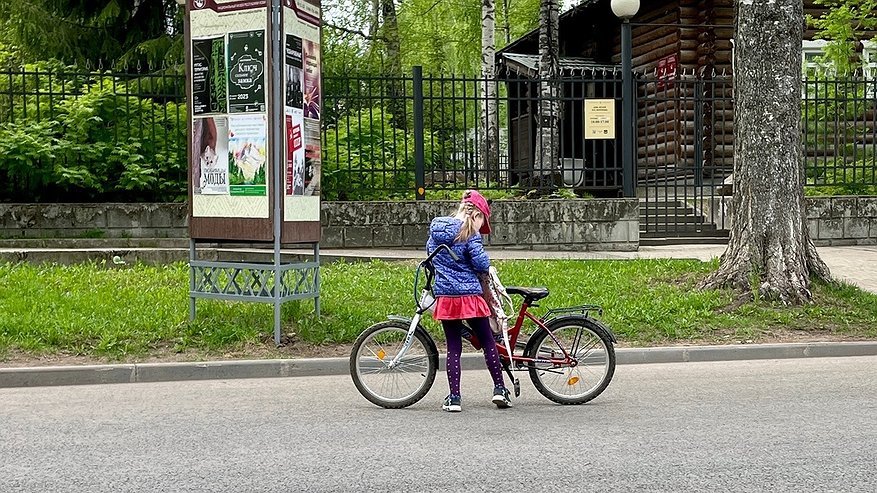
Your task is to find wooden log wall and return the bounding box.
[619,0,875,182]
[630,0,737,179]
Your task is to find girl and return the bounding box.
[426,190,512,412]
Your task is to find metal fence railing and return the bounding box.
[1,65,874,202]
[0,66,187,202]
[803,77,877,190]
[322,69,626,200]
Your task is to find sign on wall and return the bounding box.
[584,99,616,140]
[657,54,678,90]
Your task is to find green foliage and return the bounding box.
[322,0,541,77]
[0,0,183,69]
[397,0,540,75]
[323,107,418,200]
[807,0,877,75]
[0,65,187,202]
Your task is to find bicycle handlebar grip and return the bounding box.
[427,243,459,262]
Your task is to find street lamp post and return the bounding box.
[612,0,639,198]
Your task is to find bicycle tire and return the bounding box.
[524,316,616,405]
[349,320,439,409]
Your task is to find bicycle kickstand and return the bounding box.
[502,362,521,398]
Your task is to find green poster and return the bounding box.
[228,114,268,196]
[227,30,266,113]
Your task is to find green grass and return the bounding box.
[1,259,876,361]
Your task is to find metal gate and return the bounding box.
[635,72,734,241]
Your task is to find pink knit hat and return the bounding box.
[462,190,491,234]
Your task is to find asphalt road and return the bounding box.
[2,356,875,492]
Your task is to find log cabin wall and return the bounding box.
[499,0,877,190]
[605,0,734,181]
[610,1,688,178]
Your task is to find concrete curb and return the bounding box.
[2,341,876,389]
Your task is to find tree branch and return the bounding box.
[324,21,386,42]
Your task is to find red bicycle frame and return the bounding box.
[464,297,575,369]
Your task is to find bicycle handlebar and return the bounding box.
[414,244,459,311]
[425,243,459,263]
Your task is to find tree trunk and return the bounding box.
[480,0,499,183]
[369,0,380,39]
[503,0,511,45]
[699,0,830,304]
[534,0,561,185]
[381,0,405,130]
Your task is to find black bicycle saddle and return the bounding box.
[505,286,550,301]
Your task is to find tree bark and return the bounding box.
[502,0,511,45]
[381,0,405,130]
[699,0,830,304]
[480,0,499,183]
[534,0,561,185]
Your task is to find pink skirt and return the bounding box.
[433,295,491,320]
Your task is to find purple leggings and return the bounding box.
[442,317,505,398]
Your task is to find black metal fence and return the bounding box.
[0,66,186,202]
[324,69,877,201]
[803,77,877,191]
[322,68,625,200]
[635,72,736,236]
[1,65,874,204]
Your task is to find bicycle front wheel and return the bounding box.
[350,320,439,409]
[524,316,616,405]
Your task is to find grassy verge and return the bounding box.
[1,259,876,361]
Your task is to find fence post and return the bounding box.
[413,66,426,200]
[694,78,704,187]
[621,18,635,198]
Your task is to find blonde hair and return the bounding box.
[453,202,481,243]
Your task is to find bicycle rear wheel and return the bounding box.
[524,316,616,405]
[350,320,439,409]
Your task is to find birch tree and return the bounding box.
[480,0,499,181]
[533,0,561,186]
[699,0,830,303]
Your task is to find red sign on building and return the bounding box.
[656,54,678,90]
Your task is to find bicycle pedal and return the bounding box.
[513,378,521,398]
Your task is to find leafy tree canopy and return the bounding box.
[323,0,541,76]
[807,0,877,75]
[0,0,182,69]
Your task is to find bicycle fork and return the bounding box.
[386,313,422,370]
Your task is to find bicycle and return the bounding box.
[349,244,617,409]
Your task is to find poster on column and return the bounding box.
[281,0,321,237]
[283,0,321,200]
[228,114,268,196]
[303,38,321,120]
[192,116,230,195]
[189,0,270,225]
[303,119,320,196]
[285,34,306,196]
[191,36,227,115]
[227,30,266,113]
